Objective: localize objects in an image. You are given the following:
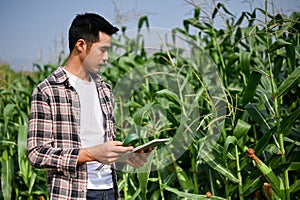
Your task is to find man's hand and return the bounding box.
[84,141,133,165]
[125,148,153,168]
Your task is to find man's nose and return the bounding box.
[103,51,109,61]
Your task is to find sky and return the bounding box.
[0,0,299,71]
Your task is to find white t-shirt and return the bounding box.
[64,69,113,190]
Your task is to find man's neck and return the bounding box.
[65,60,91,82]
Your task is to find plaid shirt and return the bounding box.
[27,66,120,200]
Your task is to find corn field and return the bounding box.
[1,2,299,200]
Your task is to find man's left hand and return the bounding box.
[126,148,153,168]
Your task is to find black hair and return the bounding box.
[68,13,119,52]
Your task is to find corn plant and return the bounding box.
[0,63,59,200]
[104,1,300,199]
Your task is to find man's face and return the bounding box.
[82,31,111,74]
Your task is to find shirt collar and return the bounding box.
[53,66,68,84]
[53,66,104,85]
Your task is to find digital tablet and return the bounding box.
[120,138,171,159]
[131,138,171,153]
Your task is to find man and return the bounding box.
[27,13,148,200]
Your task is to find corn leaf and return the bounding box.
[277,12,300,37]
[223,136,237,162]
[0,139,16,148]
[202,148,239,183]
[3,103,15,118]
[173,161,194,191]
[149,190,160,200]
[29,172,37,195]
[233,119,251,140]
[194,6,200,19]
[212,3,234,19]
[1,151,13,200]
[254,126,277,156]
[131,187,142,200]
[234,12,248,27]
[245,104,271,133]
[138,16,149,31]
[287,162,300,171]
[279,107,300,136]
[163,184,227,200]
[20,110,29,125]
[276,67,300,98]
[239,51,252,77]
[18,124,28,172]
[269,39,292,52]
[233,119,251,149]
[227,53,239,66]
[183,18,205,32]
[290,179,300,194]
[156,89,180,106]
[242,70,262,105]
[165,109,180,126]
[133,103,154,126]
[273,55,284,79]
[137,153,154,198]
[285,45,295,72]
[242,171,263,196]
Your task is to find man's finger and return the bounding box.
[112,141,124,146]
[113,145,133,153]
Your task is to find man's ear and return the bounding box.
[75,39,86,53]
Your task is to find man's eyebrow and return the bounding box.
[100,46,111,50]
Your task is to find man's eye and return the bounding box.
[100,47,109,52]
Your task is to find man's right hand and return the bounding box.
[80,141,133,165]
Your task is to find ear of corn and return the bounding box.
[247,148,285,199]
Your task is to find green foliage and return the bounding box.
[109,2,300,199]
[0,63,58,199]
[0,2,299,200]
